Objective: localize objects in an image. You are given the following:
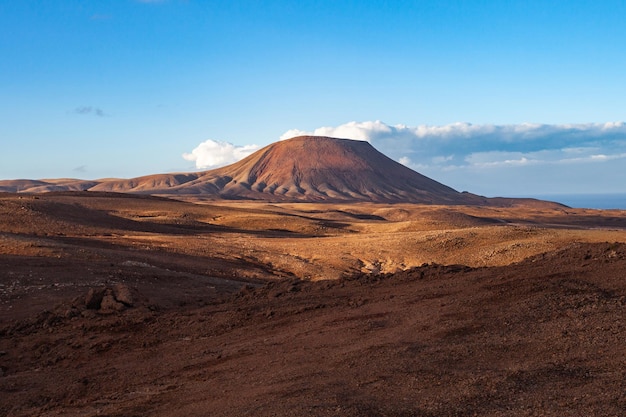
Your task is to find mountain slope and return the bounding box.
[92,136,479,203]
[0,136,546,205]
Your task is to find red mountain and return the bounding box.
[94,136,481,203]
[0,136,552,206]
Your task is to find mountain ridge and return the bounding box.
[0,136,559,207]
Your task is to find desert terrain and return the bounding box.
[1,191,626,416]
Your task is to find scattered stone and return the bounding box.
[100,290,125,313]
[83,285,139,313]
[85,288,105,310]
[113,284,134,307]
[80,309,96,319]
[63,308,80,319]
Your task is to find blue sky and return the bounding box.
[1,0,625,197]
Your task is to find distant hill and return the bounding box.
[0,136,558,206]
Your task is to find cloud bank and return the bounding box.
[183,139,259,169]
[280,120,626,165]
[280,121,626,195]
[184,121,626,195]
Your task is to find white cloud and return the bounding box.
[180,121,626,195]
[183,139,259,169]
[468,154,534,168]
[280,120,395,142]
[279,129,309,141]
[278,120,626,195]
[432,155,454,164]
[280,120,626,168]
[398,156,411,166]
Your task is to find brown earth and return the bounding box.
[2,192,626,416]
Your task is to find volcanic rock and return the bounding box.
[113,284,134,307]
[100,290,125,313]
[85,288,106,310]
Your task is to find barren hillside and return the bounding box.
[0,136,558,206]
[2,193,626,416]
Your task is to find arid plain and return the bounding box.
[2,191,626,416]
[2,137,626,416]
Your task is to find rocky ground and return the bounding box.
[1,192,626,416]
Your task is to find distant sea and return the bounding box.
[510,194,626,210]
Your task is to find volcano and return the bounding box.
[2,136,528,205]
[88,136,482,203]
